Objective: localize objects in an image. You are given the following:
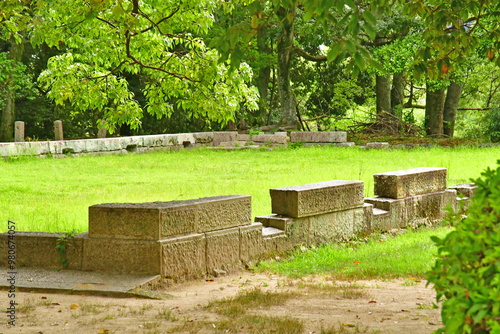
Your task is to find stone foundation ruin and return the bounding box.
[0,167,476,281]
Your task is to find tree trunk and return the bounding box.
[391,72,405,115]
[256,25,271,121]
[376,74,391,115]
[442,81,463,138]
[425,83,445,137]
[1,37,24,142]
[276,6,297,128]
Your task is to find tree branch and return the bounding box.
[292,47,327,62]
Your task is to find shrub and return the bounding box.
[427,161,500,333]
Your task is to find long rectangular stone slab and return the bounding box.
[270,180,364,218]
[374,167,447,199]
[290,131,346,143]
[89,195,251,239]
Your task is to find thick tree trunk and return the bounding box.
[443,81,463,138]
[376,74,391,115]
[276,6,297,128]
[391,72,405,115]
[256,25,271,120]
[0,37,24,142]
[425,84,445,137]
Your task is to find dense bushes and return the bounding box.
[428,162,500,333]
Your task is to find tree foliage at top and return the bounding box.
[31,0,258,133]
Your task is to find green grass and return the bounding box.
[258,227,451,279]
[1,145,498,232]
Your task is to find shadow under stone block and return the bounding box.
[0,232,84,270]
[161,234,206,281]
[270,180,364,218]
[205,227,240,274]
[83,238,160,275]
[374,167,447,199]
[240,223,263,263]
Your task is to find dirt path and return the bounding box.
[1,271,441,333]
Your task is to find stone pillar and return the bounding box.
[54,120,63,141]
[14,121,24,142]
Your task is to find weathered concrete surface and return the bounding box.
[213,131,237,146]
[0,232,84,270]
[161,234,206,281]
[0,267,163,299]
[205,227,240,274]
[270,180,364,218]
[302,142,355,147]
[89,195,251,239]
[374,167,447,199]
[83,238,160,275]
[240,223,263,263]
[290,131,347,143]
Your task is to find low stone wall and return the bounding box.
[0,132,214,157]
[0,167,476,281]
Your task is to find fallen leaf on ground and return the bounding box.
[99,330,109,333]
[368,300,377,303]
[354,261,360,264]
[70,304,79,309]
[343,323,356,327]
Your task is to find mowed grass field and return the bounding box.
[1,145,499,233]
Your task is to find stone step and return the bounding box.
[262,226,285,237]
[373,208,390,216]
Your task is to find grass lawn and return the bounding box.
[258,226,451,280]
[1,145,498,233]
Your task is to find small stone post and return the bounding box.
[54,120,63,141]
[14,121,25,142]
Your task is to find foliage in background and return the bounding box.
[428,162,500,334]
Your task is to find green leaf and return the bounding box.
[354,52,366,71]
[364,22,377,40]
[362,10,377,26]
[327,42,342,62]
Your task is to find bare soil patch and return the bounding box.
[1,271,441,333]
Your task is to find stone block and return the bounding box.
[205,227,240,273]
[54,120,63,140]
[302,142,355,147]
[251,134,289,144]
[449,183,477,199]
[237,134,250,141]
[240,223,263,263]
[290,131,347,143]
[0,232,84,270]
[118,136,143,151]
[270,180,364,218]
[415,191,446,220]
[374,167,447,199]
[161,234,206,281]
[213,131,237,146]
[354,206,370,234]
[15,121,24,142]
[262,232,290,254]
[143,134,168,147]
[371,208,392,231]
[309,210,354,244]
[89,204,163,240]
[193,132,213,144]
[195,195,252,232]
[366,142,389,149]
[443,189,458,213]
[89,195,251,240]
[83,238,160,275]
